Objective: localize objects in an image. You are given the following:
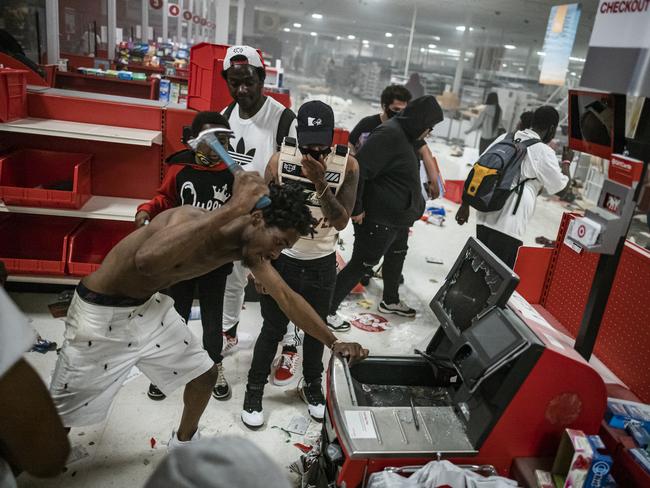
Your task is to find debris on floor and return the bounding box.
[535,236,556,247]
[286,415,310,436]
[356,298,373,309]
[48,290,74,318]
[31,336,57,354]
[426,256,444,264]
[67,444,90,464]
[351,313,389,332]
[149,437,156,449]
[272,425,293,443]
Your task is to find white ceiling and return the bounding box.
[249,0,600,59]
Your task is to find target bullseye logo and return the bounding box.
[577,224,586,238]
[169,4,180,16]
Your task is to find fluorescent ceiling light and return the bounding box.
[569,56,586,62]
[336,36,341,40]
[504,44,516,50]
[432,35,441,41]
[456,26,474,32]
[385,32,393,38]
[310,32,317,36]
[362,39,369,43]
[537,51,546,56]
[571,71,577,76]
[448,48,460,54]
[311,13,323,19]
[293,23,302,28]
[420,47,426,53]
[348,34,356,40]
[283,27,290,32]
[502,63,508,68]
[428,43,437,48]
[519,67,524,71]
[387,43,394,48]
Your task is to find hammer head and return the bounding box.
[187,128,234,151]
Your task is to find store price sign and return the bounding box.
[149,0,163,9]
[168,4,180,17]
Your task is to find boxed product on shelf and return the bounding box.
[629,448,650,474]
[0,214,82,275]
[0,66,27,122]
[551,429,614,488]
[606,397,650,430]
[0,149,92,209]
[67,220,134,276]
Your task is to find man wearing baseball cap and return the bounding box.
[220,45,301,384]
[241,101,359,429]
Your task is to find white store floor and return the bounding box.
[10,96,576,487]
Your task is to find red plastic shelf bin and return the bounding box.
[0,214,82,275]
[0,149,92,209]
[443,179,464,204]
[187,43,231,112]
[0,67,27,122]
[67,220,134,276]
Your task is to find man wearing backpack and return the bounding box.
[455,106,571,268]
[220,45,301,385]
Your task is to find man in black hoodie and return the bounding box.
[327,96,444,326]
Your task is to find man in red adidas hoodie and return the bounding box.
[134,112,235,403]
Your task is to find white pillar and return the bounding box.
[202,0,208,42]
[107,0,116,60]
[176,0,183,42]
[403,4,417,78]
[452,19,471,95]
[142,0,149,41]
[215,0,230,44]
[187,0,193,42]
[45,0,60,63]
[162,0,169,41]
[235,0,245,45]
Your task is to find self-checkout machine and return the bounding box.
[318,232,609,487]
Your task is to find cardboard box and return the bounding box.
[551,429,613,488]
[605,398,650,430]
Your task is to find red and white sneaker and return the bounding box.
[272,349,300,386]
[222,333,238,355]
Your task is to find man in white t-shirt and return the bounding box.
[0,289,70,486]
[220,45,301,384]
[456,106,570,268]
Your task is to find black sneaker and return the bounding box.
[298,378,325,422]
[241,384,265,429]
[212,362,231,401]
[147,383,166,401]
[378,300,416,317]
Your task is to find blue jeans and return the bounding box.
[247,253,336,386]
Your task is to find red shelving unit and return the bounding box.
[67,220,134,276]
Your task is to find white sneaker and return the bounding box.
[378,300,416,317]
[168,429,201,451]
[241,385,264,429]
[298,378,325,422]
[326,313,351,332]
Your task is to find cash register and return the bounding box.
[322,238,607,487]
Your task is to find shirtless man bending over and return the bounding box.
[50,171,368,449]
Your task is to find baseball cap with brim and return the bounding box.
[223,45,265,71]
[297,101,335,147]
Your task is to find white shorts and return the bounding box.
[50,291,213,427]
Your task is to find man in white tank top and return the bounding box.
[241,101,360,428]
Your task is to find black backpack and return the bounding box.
[223,101,296,151]
[462,133,540,214]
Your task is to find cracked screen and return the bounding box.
[441,248,503,332]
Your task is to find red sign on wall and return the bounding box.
[168,4,180,17]
[149,0,163,9]
[183,10,192,20]
[193,15,201,24]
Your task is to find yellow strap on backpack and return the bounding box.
[466,164,498,197]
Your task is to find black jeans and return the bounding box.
[248,253,336,386]
[330,220,409,314]
[168,265,231,364]
[476,224,522,269]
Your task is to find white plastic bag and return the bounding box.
[366,460,518,488]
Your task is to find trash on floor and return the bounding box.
[351,313,389,332]
[272,425,293,443]
[48,290,74,318]
[286,415,310,436]
[293,442,312,453]
[535,236,556,247]
[357,298,374,309]
[425,256,444,264]
[31,337,57,354]
[149,437,156,449]
[67,444,90,464]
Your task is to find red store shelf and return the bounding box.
[68,220,134,276]
[0,149,92,209]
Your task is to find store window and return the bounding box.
[0,0,47,65]
[59,0,108,57]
